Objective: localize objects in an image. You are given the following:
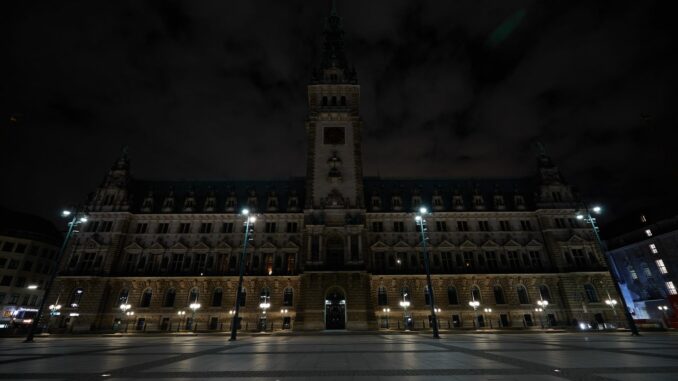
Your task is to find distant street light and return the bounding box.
[230,209,256,341]
[577,205,640,336]
[414,207,439,339]
[25,208,88,343]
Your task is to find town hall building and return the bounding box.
[48,6,622,333]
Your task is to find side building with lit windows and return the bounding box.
[606,214,678,328]
[48,6,623,333]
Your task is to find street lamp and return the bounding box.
[189,302,201,331]
[414,207,440,339]
[382,307,391,329]
[177,310,186,331]
[605,298,618,315]
[230,209,256,341]
[399,293,411,330]
[658,305,669,328]
[484,308,493,329]
[576,205,640,336]
[259,296,270,332]
[536,299,549,328]
[469,300,480,329]
[25,208,88,343]
[124,311,134,332]
[119,303,132,332]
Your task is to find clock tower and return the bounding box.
[305,4,363,210]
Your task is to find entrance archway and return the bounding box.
[324,288,346,330]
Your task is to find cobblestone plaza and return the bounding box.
[1,332,677,380]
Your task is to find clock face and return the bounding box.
[323,127,345,145]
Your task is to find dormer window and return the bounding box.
[142,197,154,212]
[371,197,381,210]
[247,196,258,209]
[552,191,562,202]
[432,196,443,208]
[392,196,402,210]
[225,197,236,211]
[267,197,278,211]
[473,195,485,209]
[514,195,526,209]
[183,197,195,211]
[288,197,298,210]
[494,196,505,210]
[204,197,216,212]
[162,197,174,212]
[411,196,422,209]
[453,196,464,210]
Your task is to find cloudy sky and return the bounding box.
[2,0,676,227]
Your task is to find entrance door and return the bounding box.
[325,291,346,329]
[500,314,509,328]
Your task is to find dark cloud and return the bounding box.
[1,0,677,225]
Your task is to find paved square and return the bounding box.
[0,332,677,380]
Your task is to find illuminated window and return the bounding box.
[628,265,638,280]
[649,244,658,254]
[645,229,652,237]
[656,259,668,274]
[666,281,677,295]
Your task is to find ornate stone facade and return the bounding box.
[49,7,622,333]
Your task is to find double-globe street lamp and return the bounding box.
[230,209,256,341]
[189,301,201,331]
[120,303,132,332]
[576,205,640,336]
[414,207,440,339]
[484,308,493,329]
[399,293,411,330]
[25,209,88,343]
[469,300,480,328]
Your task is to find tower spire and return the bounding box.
[315,0,356,83]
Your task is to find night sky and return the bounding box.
[2,0,677,229]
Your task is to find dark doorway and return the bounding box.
[547,314,557,327]
[282,317,291,329]
[452,314,461,328]
[209,317,218,330]
[160,317,170,331]
[477,315,485,328]
[325,290,346,329]
[523,314,534,326]
[500,314,509,327]
[326,237,344,268]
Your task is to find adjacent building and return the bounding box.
[48,6,622,333]
[0,207,62,328]
[606,214,678,328]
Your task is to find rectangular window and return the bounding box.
[265,222,277,233]
[157,223,170,234]
[499,221,511,231]
[135,223,148,234]
[520,220,533,231]
[2,242,15,252]
[99,221,113,232]
[649,244,658,254]
[463,252,475,270]
[478,221,490,231]
[15,277,26,288]
[656,259,668,274]
[568,218,578,228]
[199,223,212,234]
[393,221,404,232]
[486,251,498,270]
[0,276,12,286]
[222,222,234,233]
[86,221,99,233]
[666,281,677,295]
[0,258,6,268]
[645,229,653,237]
[372,222,383,232]
[529,251,542,269]
[441,252,453,271]
[508,251,520,269]
[15,243,27,253]
[178,223,191,234]
[323,126,345,145]
[435,221,447,232]
[8,259,19,269]
[22,261,33,271]
[555,218,566,228]
[286,222,298,233]
[457,221,469,232]
[571,248,586,267]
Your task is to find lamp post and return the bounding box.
[382,307,391,329]
[484,308,493,329]
[25,209,88,343]
[177,310,186,331]
[537,299,549,328]
[576,205,640,336]
[605,297,618,316]
[469,300,480,329]
[280,308,288,330]
[119,303,132,332]
[658,305,669,328]
[189,302,201,331]
[414,207,440,339]
[230,209,256,341]
[259,296,270,332]
[399,293,411,330]
[124,311,134,332]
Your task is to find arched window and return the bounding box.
[471,286,481,302]
[163,288,176,307]
[424,285,432,305]
[539,285,551,302]
[377,286,388,306]
[584,284,599,302]
[447,286,459,305]
[118,289,129,304]
[283,287,293,306]
[239,287,247,306]
[140,288,152,307]
[400,287,410,302]
[70,288,84,308]
[212,288,223,307]
[517,285,530,304]
[493,285,506,304]
[188,288,199,304]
